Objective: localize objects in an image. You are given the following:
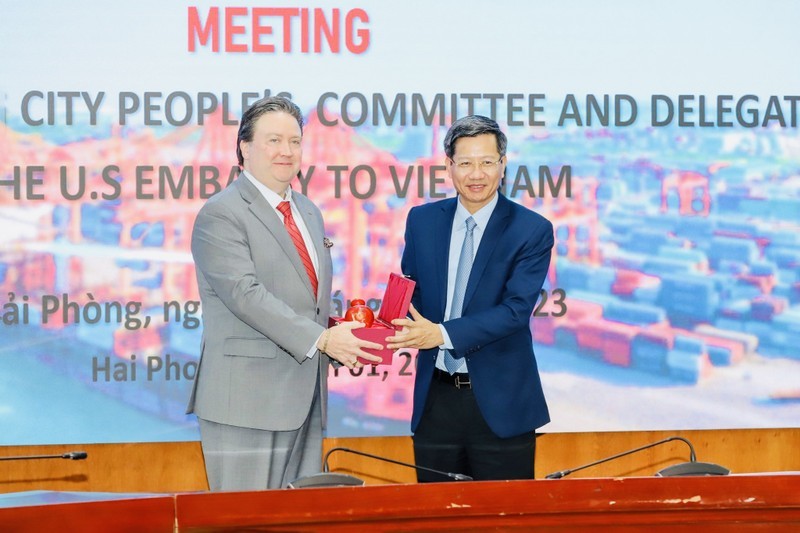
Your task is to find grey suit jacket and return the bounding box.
[187,175,333,431]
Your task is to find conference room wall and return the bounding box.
[1,428,797,493]
[3,2,800,449]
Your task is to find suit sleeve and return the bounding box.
[191,199,324,363]
[400,207,421,310]
[445,217,554,358]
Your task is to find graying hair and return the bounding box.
[443,115,507,159]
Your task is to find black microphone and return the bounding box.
[545,436,728,479]
[0,451,88,462]
[323,447,473,481]
[62,451,88,460]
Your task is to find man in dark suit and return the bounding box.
[189,96,381,491]
[386,115,554,481]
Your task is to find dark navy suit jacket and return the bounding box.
[402,193,554,438]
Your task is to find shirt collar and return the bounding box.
[454,193,498,231]
[242,169,292,208]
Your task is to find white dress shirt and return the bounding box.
[436,193,499,373]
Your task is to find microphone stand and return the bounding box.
[0,452,88,461]
[324,447,473,481]
[545,436,727,479]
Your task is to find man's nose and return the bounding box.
[279,141,294,155]
[467,164,486,177]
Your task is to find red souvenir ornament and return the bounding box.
[344,299,375,328]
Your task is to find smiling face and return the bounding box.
[239,111,303,196]
[446,133,506,214]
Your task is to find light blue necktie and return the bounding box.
[444,216,477,374]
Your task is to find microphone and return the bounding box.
[62,451,88,460]
[545,436,729,479]
[0,451,88,462]
[323,447,473,481]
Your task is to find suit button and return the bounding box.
[316,308,320,315]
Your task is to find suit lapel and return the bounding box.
[294,194,323,259]
[294,193,327,302]
[436,199,457,319]
[235,177,316,301]
[463,194,511,310]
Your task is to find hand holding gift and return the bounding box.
[327,274,415,365]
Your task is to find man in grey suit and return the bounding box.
[188,96,382,491]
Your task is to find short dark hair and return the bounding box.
[236,96,304,166]
[443,115,507,159]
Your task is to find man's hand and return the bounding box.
[318,321,383,369]
[385,304,444,350]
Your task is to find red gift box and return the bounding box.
[330,273,415,365]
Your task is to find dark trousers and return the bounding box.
[412,376,536,482]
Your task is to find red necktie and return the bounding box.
[277,201,318,298]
